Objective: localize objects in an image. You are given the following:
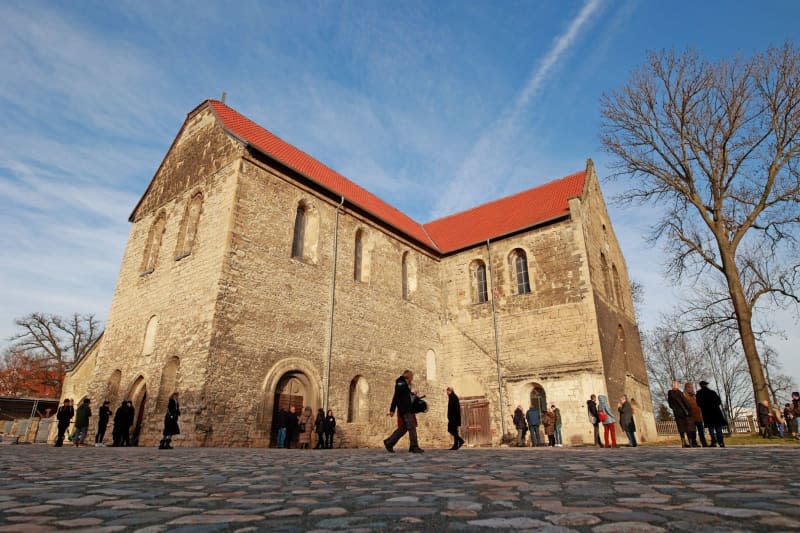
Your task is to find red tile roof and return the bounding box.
[206,100,585,254]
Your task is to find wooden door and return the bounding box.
[460,396,491,447]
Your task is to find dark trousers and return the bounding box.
[315,431,324,448]
[323,432,334,449]
[55,423,69,446]
[447,423,462,446]
[625,429,637,447]
[386,413,419,449]
[547,434,555,447]
[95,421,108,444]
[694,421,708,447]
[707,424,725,446]
[529,424,541,446]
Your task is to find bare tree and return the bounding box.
[643,319,709,403]
[760,343,797,405]
[601,44,800,403]
[5,313,101,397]
[700,329,752,422]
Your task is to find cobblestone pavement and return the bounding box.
[1,445,798,532]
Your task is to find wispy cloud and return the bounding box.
[431,0,604,218]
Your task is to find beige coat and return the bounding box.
[298,411,313,445]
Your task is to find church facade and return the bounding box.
[59,100,656,447]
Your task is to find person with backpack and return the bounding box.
[597,395,617,448]
[383,369,423,453]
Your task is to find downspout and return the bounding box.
[486,239,507,439]
[324,196,345,411]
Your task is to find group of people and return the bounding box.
[757,391,800,440]
[513,403,563,447]
[273,406,337,449]
[53,392,181,450]
[667,380,727,447]
[586,394,637,448]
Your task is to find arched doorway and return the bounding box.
[128,377,147,446]
[269,371,317,447]
[529,383,547,417]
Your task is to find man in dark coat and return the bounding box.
[73,398,92,447]
[757,400,772,438]
[587,395,602,447]
[526,404,542,447]
[513,405,528,447]
[54,399,74,447]
[618,395,637,447]
[159,392,181,450]
[274,407,289,448]
[112,401,127,446]
[695,380,726,447]
[446,387,464,450]
[124,401,135,446]
[94,400,112,447]
[383,369,423,453]
[667,381,696,447]
[286,406,299,449]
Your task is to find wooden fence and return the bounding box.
[656,416,756,435]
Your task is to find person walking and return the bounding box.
[274,407,289,448]
[525,404,542,447]
[587,395,602,447]
[618,395,637,447]
[446,387,465,450]
[695,380,726,447]
[54,399,74,447]
[298,406,313,449]
[684,383,707,447]
[159,392,180,450]
[314,408,325,449]
[512,405,528,447]
[323,409,336,449]
[94,400,112,447]
[551,404,563,447]
[542,407,556,447]
[383,369,423,453]
[597,395,617,448]
[667,381,696,447]
[73,398,92,447]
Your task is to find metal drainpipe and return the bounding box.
[486,239,507,439]
[324,196,345,411]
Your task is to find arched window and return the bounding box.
[142,315,158,356]
[510,248,531,295]
[617,324,627,367]
[347,376,369,423]
[600,253,612,300]
[470,260,488,304]
[175,192,203,259]
[426,349,437,381]
[291,204,306,259]
[157,356,180,411]
[402,252,409,300]
[612,264,625,310]
[141,212,166,274]
[106,370,122,406]
[354,229,363,282]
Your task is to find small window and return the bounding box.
[142,315,158,356]
[291,205,306,259]
[175,192,203,259]
[612,264,625,310]
[471,260,488,304]
[600,253,612,299]
[354,229,363,282]
[402,252,409,300]
[510,249,531,295]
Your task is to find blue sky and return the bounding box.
[1,1,798,382]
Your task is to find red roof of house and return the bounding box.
[206,100,585,254]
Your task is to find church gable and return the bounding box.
[130,104,244,222]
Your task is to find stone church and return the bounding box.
[59,99,656,447]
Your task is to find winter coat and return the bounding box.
[793,398,800,417]
[314,411,325,433]
[125,405,135,427]
[286,411,299,439]
[98,405,112,425]
[389,375,413,416]
[597,395,617,425]
[323,415,336,434]
[447,392,461,426]
[587,399,599,425]
[513,408,527,430]
[685,393,703,422]
[75,403,91,428]
[757,403,771,427]
[298,411,312,444]
[772,406,785,425]
[526,407,541,427]
[618,400,636,432]
[274,409,289,430]
[56,405,74,427]
[667,389,694,433]
[695,386,726,426]
[542,411,556,435]
[163,397,180,436]
[553,408,562,426]
[113,404,127,428]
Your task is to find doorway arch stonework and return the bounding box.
[255,358,322,446]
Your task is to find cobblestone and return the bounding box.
[0,445,798,531]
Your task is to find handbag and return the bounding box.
[299,423,306,432]
[598,410,608,423]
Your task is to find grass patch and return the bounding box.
[647,433,800,446]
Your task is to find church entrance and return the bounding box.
[270,371,315,447]
[530,383,547,417]
[460,396,491,447]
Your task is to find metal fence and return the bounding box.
[656,416,756,435]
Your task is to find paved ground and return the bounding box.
[1,444,798,532]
